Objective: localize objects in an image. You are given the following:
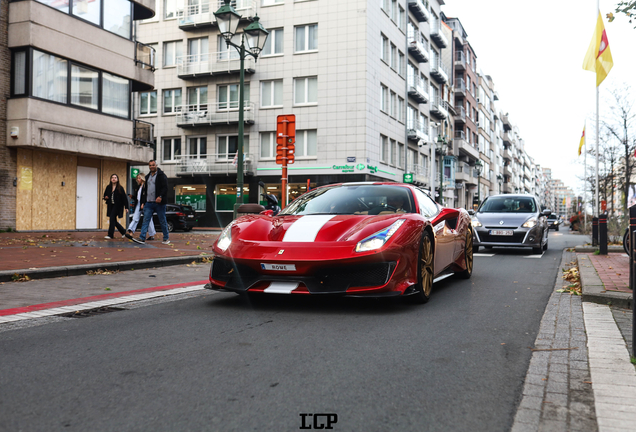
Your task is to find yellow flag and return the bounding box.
[578,126,585,156]
[582,12,614,86]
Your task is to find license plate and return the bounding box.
[261,263,296,271]
[489,230,513,236]
[188,215,194,218]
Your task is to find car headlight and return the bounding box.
[522,218,537,228]
[355,219,405,252]
[471,218,482,227]
[216,222,235,251]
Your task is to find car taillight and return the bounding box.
[176,212,186,216]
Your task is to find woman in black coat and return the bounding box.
[103,173,130,239]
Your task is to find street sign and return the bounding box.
[276,114,296,165]
[403,173,413,184]
[131,167,139,179]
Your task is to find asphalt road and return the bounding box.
[0,231,584,432]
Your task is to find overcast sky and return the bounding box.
[441,0,635,195]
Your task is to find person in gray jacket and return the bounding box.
[133,160,170,245]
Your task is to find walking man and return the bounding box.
[133,160,170,245]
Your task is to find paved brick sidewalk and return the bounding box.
[587,253,631,293]
[0,230,220,273]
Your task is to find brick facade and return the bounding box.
[0,0,17,230]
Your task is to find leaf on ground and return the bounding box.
[104,258,111,261]
[77,256,86,259]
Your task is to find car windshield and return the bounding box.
[279,184,415,216]
[547,214,557,220]
[478,197,536,213]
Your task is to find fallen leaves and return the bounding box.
[559,265,581,295]
[11,273,31,282]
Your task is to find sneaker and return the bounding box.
[162,240,171,245]
[147,236,155,241]
[132,237,145,244]
[124,233,133,240]
[104,236,112,239]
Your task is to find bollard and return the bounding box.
[592,217,598,246]
[598,214,608,255]
[631,205,636,357]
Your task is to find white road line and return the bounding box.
[473,253,495,257]
[524,253,544,259]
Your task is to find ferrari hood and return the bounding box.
[475,213,534,228]
[233,214,406,243]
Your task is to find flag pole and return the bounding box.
[585,120,588,229]
[595,0,600,217]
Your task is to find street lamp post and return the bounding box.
[475,160,483,208]
[436,135,446,205]
[214,0,269,219]
[497,174,503,194]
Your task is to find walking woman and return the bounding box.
[103,173,130,239]
[127,172,156,240]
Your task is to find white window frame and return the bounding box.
[260,79,283,108]
[187,136,207,159]
[294,24,318,53]
[381,135,388,163]
[260,132,276,159]
[293,76,317,106]
[162,137,182,163]
[140,91,157,116]
[389,91,396,118]
[398,96,405,123]
[217,84,249,111]
[187,86,208,112]
[380,84,388,113]
[163,40,183,67]
[261,28,284,57]
[163,88,182,115]
[216,135,248,161]
[390,43,397,70]
[381,34,389,64]
[295,129,317,158]
[398,142,404,168]
[389,139,396,166]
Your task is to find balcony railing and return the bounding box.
[133,119,154,147]
[176,102,255,127]
[408,164,429,185]
[407,119,429,143]
[407,75,429,104]
[454,106,466,123]
[178,0,256,28]
[430,61,449,84]
[430,24,448,48]
[176,53,255,77]
[454,77,466,96]
[135,42,155,71]
[430,96,448,119]
[407,30,429,63]
[454,51,466,70]
[176,153,255,175]
[407,0,430,22]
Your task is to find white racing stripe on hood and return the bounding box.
[282,215,336,242]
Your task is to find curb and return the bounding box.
[0,255,211,283]
[574,245,625,253]
[577,253,633,309]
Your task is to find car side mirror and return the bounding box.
[542,209,552,216]
[467,209,475,216]
[260,210,274,217]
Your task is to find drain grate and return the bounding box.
[60,307,126,318]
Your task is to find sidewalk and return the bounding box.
[0,229,220,282]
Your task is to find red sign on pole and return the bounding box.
[276,115,296,208]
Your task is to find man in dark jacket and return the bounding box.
[133,160,170,245]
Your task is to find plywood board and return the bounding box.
[16,149,33,231]
[47,152,77,230]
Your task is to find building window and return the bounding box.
[218,84,249,110]
[390,0,397,22]
[72,0,102,26]
[163,88,182,114]
[260,132,276,159]
[295,24,318,53]
[261,80,283,108]
[295,130,317,157]
[187,136,207,159]
[36,0,132,38]
[164,0,182,19]
[71,64,99,110]
[216,184,251,212]
[102,72,129,118]
[381,34,389,63]
[294,76,317,105]
[187,86,208,111]
[399,5,405,31]
[32,50,68,104]
[398,51,405,77]
[390,43,397,70]
[380,84,388,113]
[262,0,284,5]
[262,28,283,56]
[103,0,132,39]
[140,91,157,115]
[163,40,183,67]
[390,139,396,166]
[398,97,405,123]
[218,34,241,61]
[389,91,396,118]
[217,135,249,160]
[188,37,209,64]
[381,135,388,163]
[398,142,404,168]
[162,137,182,162]
[37,0,69,13]
[12,51,26,96]
[175,184,207,211]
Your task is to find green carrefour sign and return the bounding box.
[131,168,140,179]
[403,173,414,183]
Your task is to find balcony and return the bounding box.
[176,102,255,128]
[503,131,513,145]
[408,164,429,185]
[503,184,512,194]
[408,75,429,104]
[503,147,512,162]
[454,51,466,71]
[430,24,448,49]
[430,97,448,119]
[407,0,430,22]
[454,106,466,124]
[407,119,429,143]
[133,119,154,147]
[177,53,255,78]
[176,153,255,175]
[504,165,513,177]
[502,113,512,131]
[454,131,479,160]
[178,0,257,30]
[454,77,466,97]
[407,31,429,63]
[430,61,449,84]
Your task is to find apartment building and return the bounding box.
[135,0,452,227]
[2,0,156,230]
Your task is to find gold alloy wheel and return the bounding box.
[420,235,434,297]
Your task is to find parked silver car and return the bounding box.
[470,194,550,254]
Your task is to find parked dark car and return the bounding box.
[470,194,550,254]
[547,214,561,231]
[130,204,197,232]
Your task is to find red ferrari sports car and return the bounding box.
[208,183,473,303]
